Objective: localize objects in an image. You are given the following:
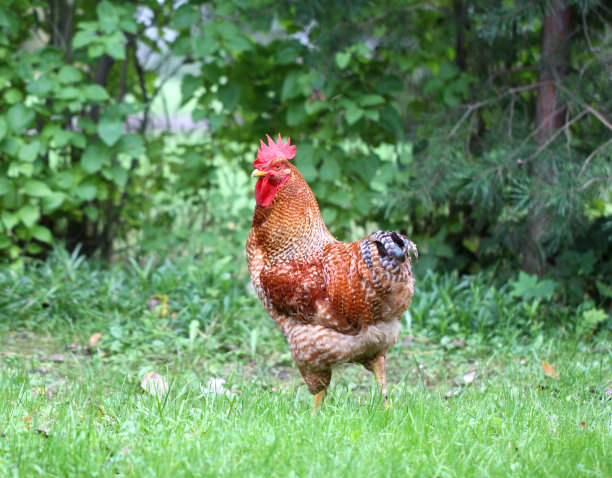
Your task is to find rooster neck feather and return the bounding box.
[251,164,335,261]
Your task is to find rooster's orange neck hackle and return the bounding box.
[247,133,417,411]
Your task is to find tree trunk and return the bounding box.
[524,0,571,276]
[535,1,571,140]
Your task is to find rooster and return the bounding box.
[246,134,417,410]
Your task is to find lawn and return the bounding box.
[0,251,610,477]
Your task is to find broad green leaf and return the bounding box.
[378,106,403,138]
[218,83,241,111]
[0,177,10,195]
[225,34,252,52]
[358,94,385,107]
[53,130,72,148]
[88,43,105,58]
[286,102,306,126]
[17,205,40,228]
[58,86,81,100]
[97,1,119,32]
[72,30,96,49]
[363,109,379,121]
[105,39,126,60]
[75,183,98,201]
[24,179,52,197]
[82,142,112,173]
[281,72,301,101]
[344,101,363,125]
[319,158,340,182]
[0,235,11,250]
[119,134,144,157]
[1,211,18,231]
[0,116,6,141]
[18,141,40,162]
[335,51,351,69]
[439,61,459,80]
[194,36,220,58]
[42,192,67,212]
[98,120,124,147]
[109,166,128,187]
[214,21,241,40]
[443,88,460,107]
[7,104,35,135]
[4,88,23,104]
[31,225,52,243]
[84,205,99,220]
[83,84,110,102]
[7,161,34,178]
[321,207,337,223]
[181,74,202,104]
[27,75,54,97]
[171,4,200,29]
[55,171,75,189]
[209,114,225,132]
[58,65,83,83]
[296,143,317,182]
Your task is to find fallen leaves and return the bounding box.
[49,353,66,363]
[140,371,168,397]
[541,360,560,379]
[463,371,476,385]
[22,412,34,430]
[89,332,102,350]
[147,294,169,317]
[205,377,229,395]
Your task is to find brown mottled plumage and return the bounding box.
[246,134,417,410]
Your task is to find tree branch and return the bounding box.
[578,138,612,179]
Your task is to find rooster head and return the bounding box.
[251,134,296,207]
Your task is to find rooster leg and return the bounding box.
[313,390,326,412]
[371,354,390,408]
[300,369,331,412]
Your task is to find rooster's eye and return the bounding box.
[274,164,281,170]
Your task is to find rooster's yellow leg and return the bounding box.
[372,355,390,408]
[313,389,326,412]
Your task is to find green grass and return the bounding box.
[1,250,611,477]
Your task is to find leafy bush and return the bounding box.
[1,0,611,313]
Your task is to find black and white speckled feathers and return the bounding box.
[359,231,418,276]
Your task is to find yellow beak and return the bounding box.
[251,169,266,177]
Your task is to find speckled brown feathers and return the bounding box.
[247,156,416,404]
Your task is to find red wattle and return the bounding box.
[255,175,289,207]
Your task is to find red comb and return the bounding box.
[254,134,296,169]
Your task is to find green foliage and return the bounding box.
[1,251,611,476]
[1,0,610,311]
[0,0,171,258]
[509,272,558,302]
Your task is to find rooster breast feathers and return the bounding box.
[257,230,417,336]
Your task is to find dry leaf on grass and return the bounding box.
[463,371,476,384]
[49,353,66,363]
[541,360,559,379]
[205,377,228,394]
[444,388,461,398]
[147,294,169,317]
[89,333,102,349]
[35,427,50,438]
[140,371,168,397]
[22,412,34,430]
[580,421,585,431]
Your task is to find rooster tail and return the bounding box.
[360,231,418,276]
